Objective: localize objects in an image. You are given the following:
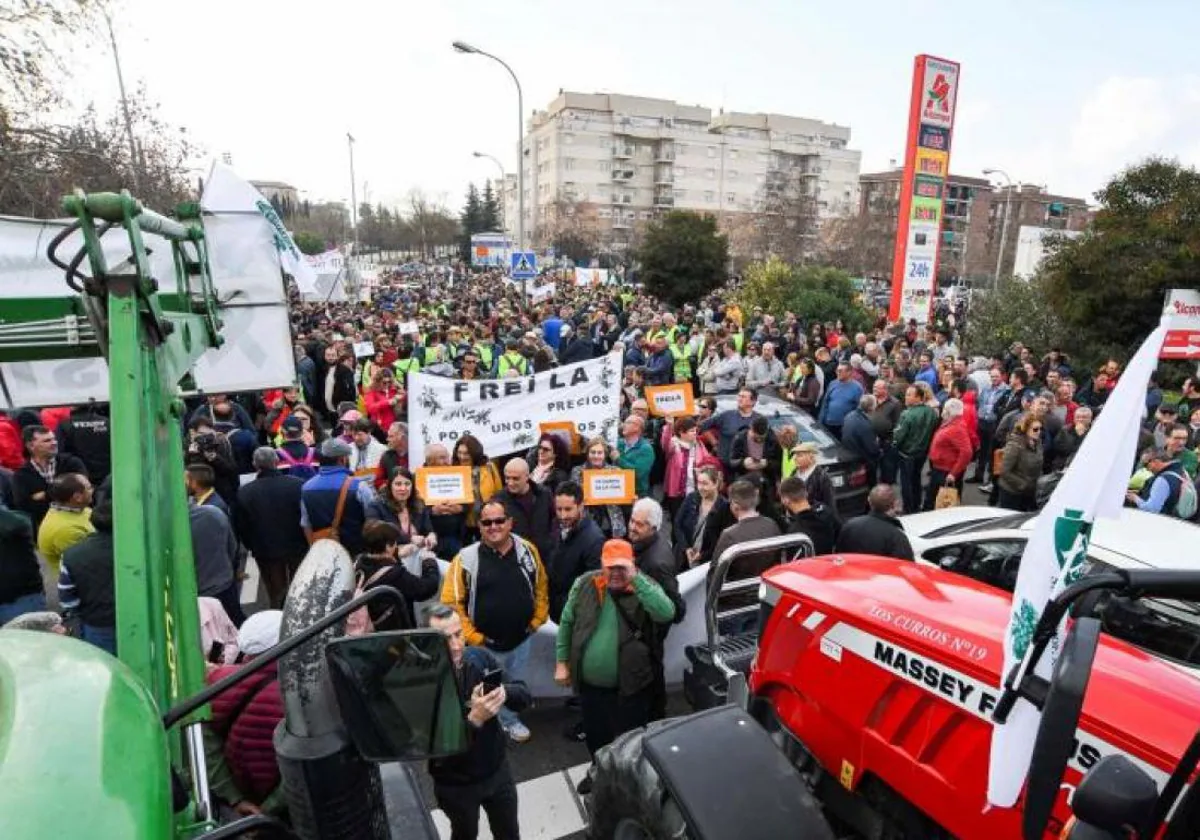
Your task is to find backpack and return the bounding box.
[1174,475,1199,521]
[277,446,318,480]
[345,564,393,636]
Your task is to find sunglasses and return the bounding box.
[538,445,554,452]
[479,518,509,528]
[1030,426,1043,432]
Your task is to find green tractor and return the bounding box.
[0,192,468,839]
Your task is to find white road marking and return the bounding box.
[431,763,590,840]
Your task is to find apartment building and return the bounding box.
[505,91,862,255]
[856,170,1090,283]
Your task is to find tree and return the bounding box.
[737,257,873,332]
[292,230,325,256]
[748,163,821,264]
[636,211,728,307]
[1039,157,1200,362]
[1,0,98,112]
[481,180,501,232]
[458,183,482,261]
[534,193,601,263]
[962,274,1065,359]
[819,205,897,279]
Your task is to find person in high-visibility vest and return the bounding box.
[392,346,422,390]
[496,340,529,377]
[670,331,693,384]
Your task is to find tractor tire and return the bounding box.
[587,722,689,840]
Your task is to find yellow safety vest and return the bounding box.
[731,333,745,353]
[393,357,421,386]
[781,449,796,479]
[670,344,692,382]
[474,343,494,371]
[497,352,528,377]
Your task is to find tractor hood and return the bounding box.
[757,555,1200,821]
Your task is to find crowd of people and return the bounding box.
[1,264,1198,837]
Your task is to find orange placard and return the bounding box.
[415,466,474,505]
[581,469,636,506]
[540,420,582,455]
[644,382,696,417]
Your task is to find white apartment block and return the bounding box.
[503,91,862,254]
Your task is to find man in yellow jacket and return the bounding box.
[37,473,94,600]
[441,497,548,743]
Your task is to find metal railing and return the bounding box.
[703,532,816,701]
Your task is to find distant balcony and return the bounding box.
[613,146,635,158]
[612,218,632,229]
[654,167,673,184]
[612,168,635,181]
[655,143,675,162]
[654,194,675,207]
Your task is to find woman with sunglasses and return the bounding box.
[997,414,1045,512]
[570,436,627,539]
[527,433,569,490]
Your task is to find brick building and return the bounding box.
[854,170,1090,284]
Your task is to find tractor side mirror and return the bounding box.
[324,630,469,763]
[1022,616,1102,840]
[1068,755,1158,837]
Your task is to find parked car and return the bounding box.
[712,393,869,517]
[901,505,1200,670]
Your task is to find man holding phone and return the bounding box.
[554,539,676,794]
[427,604,529,840]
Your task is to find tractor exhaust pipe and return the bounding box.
[274,540,390,839]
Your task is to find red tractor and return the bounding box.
[587,538,1200,840]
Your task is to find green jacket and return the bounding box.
[893,404,940,457]
[556,571,674,695]
[617,436,655,497]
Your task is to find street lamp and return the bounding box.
[472,151,507,235]
[983,168,1012,288]
[453,41,525,252]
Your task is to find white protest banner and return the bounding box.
[396,320,420,336]
[416,467,473,505]
[352,341,375,359]
[407,353,622,467]
[531,281,556,303]
[574,267,610,287]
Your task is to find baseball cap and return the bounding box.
[340,409,363,424]
[601,539,635,570]
[321,438,353,459]
[281,415,304,432]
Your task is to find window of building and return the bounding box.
[729,149,739,160]
[704,190,715,202]
[599,208,612,218]
[564,158,575,171]
[639,210,652,220]
[674,189,687,199]
[728,169,739,179]
[707,146,717,158]
[597,160,612,171]
[726,192,736,204]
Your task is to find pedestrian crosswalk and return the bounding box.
[430,764,590,840]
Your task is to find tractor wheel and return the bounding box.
[586,723,688,840]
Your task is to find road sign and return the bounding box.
[510,250,538,279]
[1161,289,1200,359]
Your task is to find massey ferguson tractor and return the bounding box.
[586,536,1200,839]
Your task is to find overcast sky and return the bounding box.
[73,0,1200,211]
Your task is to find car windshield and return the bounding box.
[923,512,1037,538]
[1083,559,1200,669]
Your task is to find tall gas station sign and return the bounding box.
[889,55,961,325]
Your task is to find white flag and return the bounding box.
[987,319,1170,807]
[200,161,318,295]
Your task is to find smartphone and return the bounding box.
[480,667,503,693]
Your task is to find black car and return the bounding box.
[712,393,869,517]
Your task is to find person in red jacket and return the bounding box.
[0,412,22,471]
[954,381,980,453]
[362,367,403,430]
[204,610,287,820]
[924,397,974,511]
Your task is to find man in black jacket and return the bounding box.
[556,325,594,366]
[11,425,88,534]
[427,604,528,840]
[835,485,914,561]
[235,448,307,608]
[0,503,46,624]
[496,459,557,564]
[628,498,684,720]
[841,395,882,487]
[56,404,111,483]
[57,500,116,654]
[547,482,604,622]
[779,476,840,555]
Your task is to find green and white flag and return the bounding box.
[987,320,1170,807]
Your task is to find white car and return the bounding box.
[901,505,1200,669]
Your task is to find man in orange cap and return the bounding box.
[554,539,675,794]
